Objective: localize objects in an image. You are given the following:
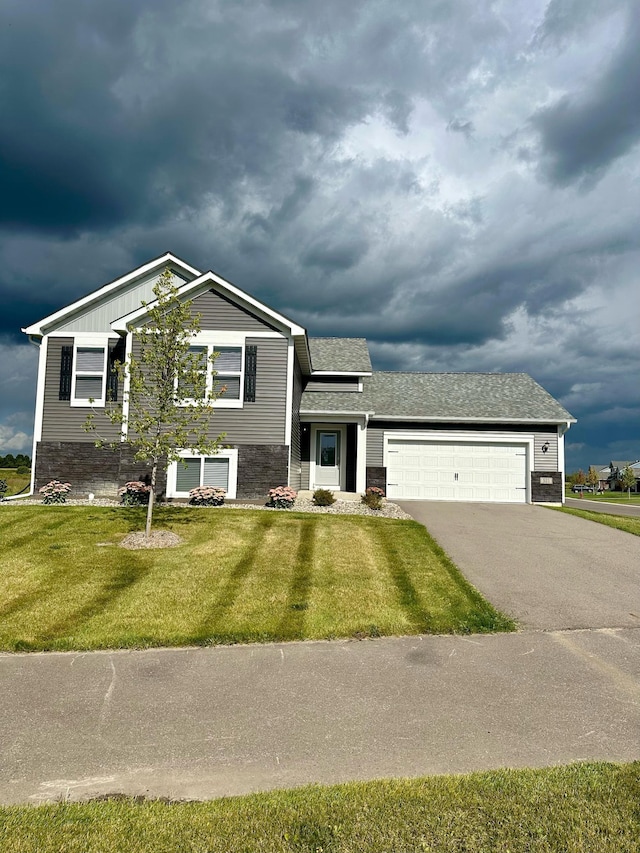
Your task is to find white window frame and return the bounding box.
[166,448,238,499]
[70,334,113,407]
[177,332,245,409]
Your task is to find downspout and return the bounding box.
[11,333,43,500]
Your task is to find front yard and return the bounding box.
[556,506,640,537]
[1,762,637,852]
[0,506,513,651]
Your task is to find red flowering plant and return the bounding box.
[189,486,226,506]
[266,485,297,509]
[39,480,72,504]
[118,481,151,506]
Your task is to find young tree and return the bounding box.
[86,268,225,537]
[575,468,586,485]
[586,466,600,493]
[620,465,637,499]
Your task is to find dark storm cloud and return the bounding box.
[1,0,639,465]
[533,4,640,185]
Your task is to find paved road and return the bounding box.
[399,502,640,631]
[565,497,640,517]
[1,629,639,805]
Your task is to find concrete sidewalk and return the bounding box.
[2,629,639,805]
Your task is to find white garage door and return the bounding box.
[386,440,528,503]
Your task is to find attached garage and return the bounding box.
[384,434,531,503]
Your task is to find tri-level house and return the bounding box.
[23,253,575,504]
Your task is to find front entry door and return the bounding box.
[315,430,341,489]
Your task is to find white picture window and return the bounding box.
[177,339,244,408]
[71,343,108,406]
[168,449,238,499]
[213,346,242,402]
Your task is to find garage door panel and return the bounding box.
[386,438,528,503]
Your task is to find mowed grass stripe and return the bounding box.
[1,762,638,853]
[0,506,514,651]
[553,506,640,537]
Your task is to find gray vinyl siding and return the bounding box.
[190,289,280,332]
[533,427,558,469]
[289,354,303,489]
[304,378,360,392]
[367,422,560,470]
[206,337,289,444]
[301,461,310,490]
[366,427,384,467]
[128,334,288,445]
[41,336,123,443]
[53,270,189,334]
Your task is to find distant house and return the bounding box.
[609,460,640,492]
[587,464,612,491]
[22,253,576,505]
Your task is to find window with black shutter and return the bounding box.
[244,344,257,402]
[107,338,126,402]
[59,345,73,401]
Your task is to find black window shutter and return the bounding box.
[108,338,126,402]
[59,345,73,401]
[244,345,257,402]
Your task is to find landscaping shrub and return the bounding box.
[0,479,7,500]
[118,481,151,506]
[267,485,297,509]
[39,480,72,504]
[16,465,30,476]
[361,486,385,510]
[189,486,226,506]
[312,488,336,506]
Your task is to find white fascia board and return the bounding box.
[300,410,375,419]
[374,415,576,424]
[112,270,307,337]
[310,370,373,377]
[22,253,202,337]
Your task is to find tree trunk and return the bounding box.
[145,462,157,538]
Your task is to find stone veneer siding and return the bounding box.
[236,444,289,499]
[34,441,168,498]
[530,471,563,503]
[366,466,387,493]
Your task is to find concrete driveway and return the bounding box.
[398,502,640,630]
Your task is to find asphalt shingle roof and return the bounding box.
[308,338,372,373]
[300,371,575,422]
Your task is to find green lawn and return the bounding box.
[1,762,638,852]
[566,488,640,505]
[555,506,640,537]
[0,467,30,497]
[0,506,513,651]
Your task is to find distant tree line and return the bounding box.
[0,453,31,468]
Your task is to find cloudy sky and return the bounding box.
[1,0,639,469]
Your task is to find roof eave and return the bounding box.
[310,370,373,377]
[22,252,202,336]
[369,415,577,424]
[112,269,307,336]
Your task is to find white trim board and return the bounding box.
[22,253,201,337]
[310,424,347,491]
[112,270,306,337]
[166,448,238,499]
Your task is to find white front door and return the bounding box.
[315,430,342,489]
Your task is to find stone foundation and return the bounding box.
[530,471,563,503]
[366,466,387,494]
